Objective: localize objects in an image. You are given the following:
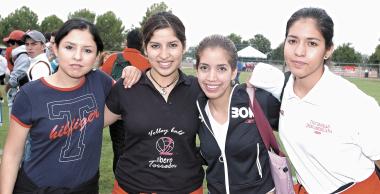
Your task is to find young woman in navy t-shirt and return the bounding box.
[0,19,113,194]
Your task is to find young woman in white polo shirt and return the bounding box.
[280,7,380,193]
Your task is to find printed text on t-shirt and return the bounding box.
[148,127,185,136]
[49,110,100,140]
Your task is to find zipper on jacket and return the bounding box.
[256,143,263,179]
[196,85,238,194]
[196,101,215,137]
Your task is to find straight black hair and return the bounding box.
[55,18,104,54]
[142,12,186,49]
[286,7,334,49]
[127,28,143,52]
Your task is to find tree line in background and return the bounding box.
[1,2,380,64]
[222,34,380,65]
[0,2,170,51]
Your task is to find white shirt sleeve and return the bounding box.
[249,62,285,101]
[30,61,51,80]
[355,96,380,161]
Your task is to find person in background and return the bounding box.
[104,12,204,194]
[234,60,244,83]
[195,34,278,194]
[44,31,53,59]
[23,30,52,81]
[102,28,151,173]
[96,51,112,68]
[279,7,380,193]
[0,54,6,105]
[101,28,150,76]
[48,31,59,73]
[0,54,7,85]
[19,30,54,161]
[3,30,30,113]
[4,47,13,71]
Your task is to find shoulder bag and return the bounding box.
[247,87,295,194]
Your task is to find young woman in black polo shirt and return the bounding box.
[195,35,278,194]
[105,12,204,194]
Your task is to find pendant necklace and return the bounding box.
[149,71,179,95]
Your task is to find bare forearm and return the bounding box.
[0,150,23,194]
[0,120,29,194]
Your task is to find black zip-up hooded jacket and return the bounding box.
[196,84,280,194]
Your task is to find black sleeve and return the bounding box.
[106,79,123,115]
[255,88,281,130]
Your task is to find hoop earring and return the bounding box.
[324,56,329,60]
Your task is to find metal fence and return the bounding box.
[237,59,380,79]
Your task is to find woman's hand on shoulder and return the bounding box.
[121,66,142,88]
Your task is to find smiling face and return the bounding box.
[146,27,184,78]
[197,47,237,101]
[53,29,98,80]
[284,18,333,81]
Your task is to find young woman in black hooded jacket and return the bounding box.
[195,34,283,194]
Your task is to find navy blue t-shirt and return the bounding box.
[11,69,113,188]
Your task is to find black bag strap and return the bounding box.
[12,51,28,64]
[111,52,131,80]
[29,61,52,80]
[246,87,284,156]
[115,52,125,64]
[280,71,291,100]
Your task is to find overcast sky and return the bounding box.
[2,0,380,55]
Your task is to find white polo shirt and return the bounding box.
[279,66,380,193]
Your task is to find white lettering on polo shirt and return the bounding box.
[231,107,253,119]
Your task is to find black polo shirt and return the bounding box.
[106,69,205,194]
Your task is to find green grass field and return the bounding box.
[0,69,379,194]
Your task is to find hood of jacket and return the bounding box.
[11,45,27,58]
[196,84,276,194]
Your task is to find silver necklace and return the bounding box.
[149,71,179,95]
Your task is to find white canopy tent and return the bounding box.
[237,46,267,59]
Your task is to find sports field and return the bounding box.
[0,69,379,194]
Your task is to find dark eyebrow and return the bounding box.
[199,63,228,67]
[287,35,322,42]
[63,41,95,48]
[169,40,180,44]
[149,40,180,44]
[306,37,322,42]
